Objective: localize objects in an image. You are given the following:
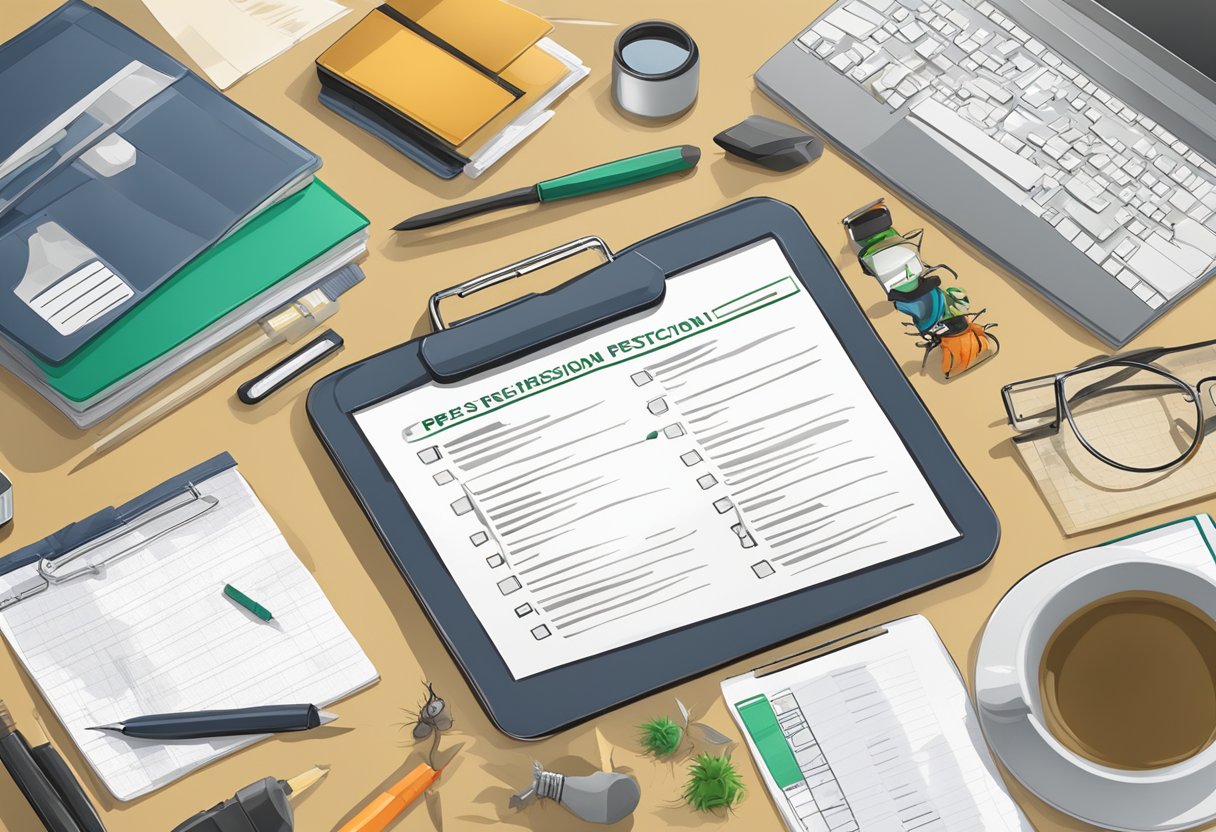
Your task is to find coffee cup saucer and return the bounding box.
[975,544,1216,832]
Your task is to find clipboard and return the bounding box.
[307,198,999,738]
[0,454,230,608]
[0,452,379,799]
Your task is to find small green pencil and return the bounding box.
[224,583,273,622]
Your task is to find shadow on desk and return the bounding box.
[0,370,86,472]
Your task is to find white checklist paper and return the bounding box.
[723,616,1032,832]
[0,468,378,801]
[355,240,959,678]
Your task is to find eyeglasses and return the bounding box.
[1003,340,1216,473]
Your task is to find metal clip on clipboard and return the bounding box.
[428,236,616,330]
[421,236,666,384]
[0,485,218,610]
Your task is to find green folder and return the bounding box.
[32,179,368,403]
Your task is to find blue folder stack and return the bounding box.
[0,1,369,427]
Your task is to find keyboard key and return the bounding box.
[829,53,856,73]
[826,7,879,38]
[1063,175,1110,212]
[1174,218,1216,258]
[1128,238,1200,296]
[909,97,1044,189]
[1115,269,1139,289]
[1133,281,1159,302]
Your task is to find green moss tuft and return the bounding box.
[638,715,683,756]
[682,753,744,812]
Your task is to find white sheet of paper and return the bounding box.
[140,0,349,89]
[0,468,378,800]
[355,239,959,678]
[723,616,1033,832]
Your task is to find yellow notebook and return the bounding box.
[386,0,552,73]
[317,0,560,148]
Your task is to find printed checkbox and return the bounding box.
[515,603,534,617]
[733,524,757,548]
[663,423,686,439]
[752,560,775,578]
[631,370,653,387]
[697,473,717,489]
[486,553,505,568]
[451,496,473,516]
[470,531,489,546]
[433,470,455,485]
[497,576,522,595]
[417,446,441,464]
[681,450,702,466]
[714,497,733,514]
[531,624,551,640]
[648,397,669,415]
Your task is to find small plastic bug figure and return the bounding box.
[407,682,453,768]
[843,199,999,379]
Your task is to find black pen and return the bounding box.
[0,700,84,832]
[88,704,337,741]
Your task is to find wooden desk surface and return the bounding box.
[2,1,1214,830]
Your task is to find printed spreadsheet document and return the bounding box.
[722,615,1032,832]
[355,239,960,678]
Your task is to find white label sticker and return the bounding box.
[28,260,134,335]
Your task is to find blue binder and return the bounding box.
[307,199,1000,738]
[0,2,319,366]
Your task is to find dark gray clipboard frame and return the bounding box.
[307,198,999,739]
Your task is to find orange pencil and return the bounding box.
[338,763,440,832]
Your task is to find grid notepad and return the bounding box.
[0,467,378,801]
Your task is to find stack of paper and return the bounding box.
[139,0,350,89]
[0,2,369,427]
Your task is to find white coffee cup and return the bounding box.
[977,550,1216,815]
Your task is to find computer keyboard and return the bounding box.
[802,0,1216,308]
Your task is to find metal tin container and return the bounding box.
[0,469,11,526]
[612,21,699,119]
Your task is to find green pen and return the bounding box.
[393,145,700,231]
[224,583,273,622]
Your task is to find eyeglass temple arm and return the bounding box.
[1012,378,1186,443]
[1010,349,1216,438]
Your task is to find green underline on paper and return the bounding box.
[406,276,801,443]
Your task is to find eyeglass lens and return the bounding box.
[1062,364,1201,470]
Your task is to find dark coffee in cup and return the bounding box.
[1039,591,1216,770]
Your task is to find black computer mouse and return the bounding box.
[713,115,823,172]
